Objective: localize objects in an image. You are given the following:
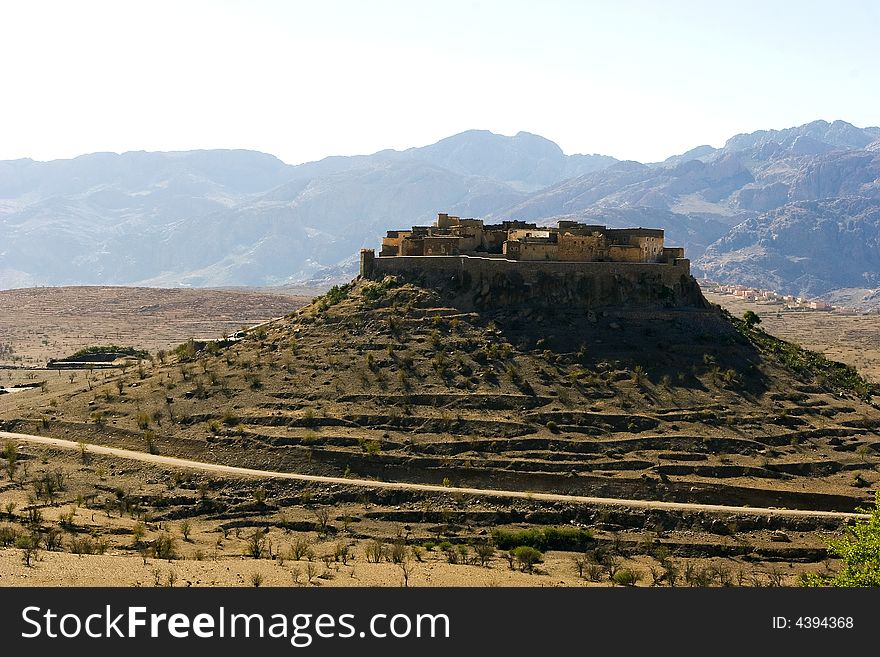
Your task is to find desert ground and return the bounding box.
[0,282,878,586]
[0,438,835,588]
[705,290,880,384]
[0,285,310,369]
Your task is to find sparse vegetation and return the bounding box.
[365,539,385,564]
[510,546,543,572]
[612,568,642,586]
[2,275,880,588]
[245,528,269,559]
[16,532,40,567]
[69,345,149,360]
[220,409,239,427]
[151,533,178,560]
[492,527,594,552]
[290,537,314,561]
[361,276,399,301]
[730,310,877,399]
[742,310,761,329]
[802,493,880,587]
[315,283,351,311]
[136,412,150,429]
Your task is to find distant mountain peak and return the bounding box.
[723,119,876,153]
[2,120,878,304]
[402,129,614,191]
[659,144,719,168]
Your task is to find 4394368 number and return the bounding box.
[795,617,853,629]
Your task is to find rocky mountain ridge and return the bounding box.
[2,120,879,302]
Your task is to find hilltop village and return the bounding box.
[359,213,705,309]
[376,212,686,265]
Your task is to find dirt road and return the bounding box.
[0,430,865,520]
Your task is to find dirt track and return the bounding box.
[1,430,865,521]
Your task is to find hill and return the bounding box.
[5,275,878,513]
[2,275,879,586]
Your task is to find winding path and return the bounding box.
[0,430,866,520]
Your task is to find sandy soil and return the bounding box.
[0,286,310,368]
[0,439,840,588]
[0,548,810,588]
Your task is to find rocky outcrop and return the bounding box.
[367,255,708,310]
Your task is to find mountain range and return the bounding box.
[2,120,879,304]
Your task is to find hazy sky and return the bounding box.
[1,0,878,164]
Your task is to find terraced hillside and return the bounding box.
[4,277,879,516]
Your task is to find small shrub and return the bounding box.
[439,542,459,564]
[313,507,331,534]
[90,410,107,428]
[474,542,495,567]
[144,430,158,455]
[290,537,314,561]
[631,366,646,386]
[69,534,96,555]
[333,542,350,564]
[0,524,19,546]
[132,522,146,546]
[16,533,40,566]
[359,438,381,455]
[612,568,642,586]
[361,276,398,301]
[245,528,268,559]
[511,546,543,572]
[742,310,761,329]
[365,539,385,563]
[586,562,605,582]
[388,540,408,564]
[43,528,63,551]
[173,339,199,362]
[152,533,178,560]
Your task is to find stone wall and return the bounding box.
[558,233,605,261]
[608,244,644,262]
[503,240,558,261]
[360,250,706,309]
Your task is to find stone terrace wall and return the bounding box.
[361,253,707,309]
